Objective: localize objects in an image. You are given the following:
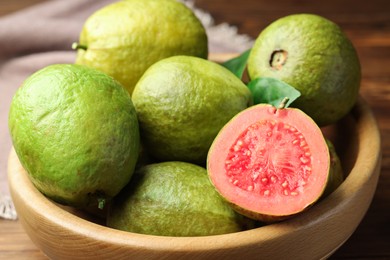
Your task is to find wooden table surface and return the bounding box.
[1,0,389,259]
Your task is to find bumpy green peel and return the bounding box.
[9,64,140,208]
[132,55,253,165]
[322,139,344,197]
[248,14,361,126]
[107,162,255,236]
[74,0,208,95]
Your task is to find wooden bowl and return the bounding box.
[8,97,381,260]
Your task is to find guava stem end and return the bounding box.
[72,42,87,51]
[97,198,106,210]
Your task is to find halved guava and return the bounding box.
[207,104,330,223]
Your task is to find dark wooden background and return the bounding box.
[1,0,389,259]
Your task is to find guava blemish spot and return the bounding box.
[225,119,312,197]
[270,49,288,70]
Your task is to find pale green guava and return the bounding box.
[73,0,208,95]
[131,55,253,165]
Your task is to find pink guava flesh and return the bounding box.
[208,104,330,221]
[225,120,311,197]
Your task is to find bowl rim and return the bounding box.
[8,96,382,256]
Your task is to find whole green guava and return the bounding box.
[132,55,253,165]
[73,0,208,95]
[248,14,361,126]
[107,161,256,236]
[9,64,140,209]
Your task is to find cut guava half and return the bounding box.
[207,104,330,223]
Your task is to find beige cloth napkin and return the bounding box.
[0,0,253,219]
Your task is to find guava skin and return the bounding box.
[132,56,253,165]
[8,64,140,209]
[74,0,208,95]
[107,162,256,236]
[248,14,361,126]
[322,139,344,197]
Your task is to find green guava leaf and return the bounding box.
[221,49,251,79]
[247,77,301,107]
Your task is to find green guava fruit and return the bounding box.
[132,55,253,165]
[207,103,330,223]
[8,64,140,209]
[73,0,208,95]
[322,139,344,197]
[107,161,255,236]
[247,14,361,126]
